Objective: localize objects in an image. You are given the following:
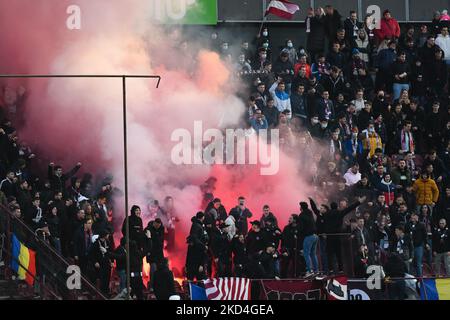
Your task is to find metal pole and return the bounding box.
[122,76,131,300]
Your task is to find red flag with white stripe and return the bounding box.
[204,278,251,300]
[265,0,300,20]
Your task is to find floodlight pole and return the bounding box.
[0,74,161,300]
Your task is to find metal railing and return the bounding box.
[0,203,107,300]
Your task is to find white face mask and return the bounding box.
[263,43,269,49]
[321,123,328,129]
[261,54,267,59]
[263,31,268,37]
[287,42,293,48]
[312,119,319,124]
[239,58,245,63]
[369,128,375,133]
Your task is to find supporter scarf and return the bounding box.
[351,138,359,155]
[401,129,414,153]
[32,207,42,224]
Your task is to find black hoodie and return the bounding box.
[323,200,361,234]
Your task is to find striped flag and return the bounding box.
[11,233,36,286]
[204,278,250,300]
[420,278,450,300]
[265,0,300,20]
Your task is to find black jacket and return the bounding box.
[321,74,346,100]
[145,222,165,264]
[245,230,265,257]
[231,237,248,266]
[323,201,361,234]
[229,206,253,235]
[310,199,326,235]
[432,227,450,253]
[390,234,414,261]
[186,217,208,267]
[324,10,342,39]
[384,253,407,278]
[153,265,176,300]
[391,60,411,84]
[273,57,294,84]
[210,227,231,262]
[298,209,317,237]
[110,245,127,271]
[281,223,301,252]
[122,213,143,245]
[47,164,80,192]
[261,225,282,249]
[290,92,308,118]
[344,18,363,41]
[405,221,428,248]
[258,251,279,279]
[0,178,16,198]
[306,15,326,53]
[72,226,92,259]
[88,238,112,268]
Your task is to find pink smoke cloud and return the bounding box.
[0,0,319,275]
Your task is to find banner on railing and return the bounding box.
[347,280,387,300]
[258,276,348,300]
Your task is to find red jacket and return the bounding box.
[294,62,311,78]
[374,18,400,42]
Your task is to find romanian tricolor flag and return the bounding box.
[10,234,36,286]
[420,278,450,300]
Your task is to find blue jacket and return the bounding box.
[250,117,269,133]
[375,48,397,71]
[343,138,364,162]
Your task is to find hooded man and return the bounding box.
[121,205,143,248]
[186,212,208,281]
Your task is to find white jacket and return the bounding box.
[436,34,450,60]
[269,82,292,115]
[344,169,362,186]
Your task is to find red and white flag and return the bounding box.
[326,276,348,300]
[204,278,250,300]
[265,0,300,20]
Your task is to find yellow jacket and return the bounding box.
[362,133,383,158]
[413,178,440,205]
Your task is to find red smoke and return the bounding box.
[0,1,316,278]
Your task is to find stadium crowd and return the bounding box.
[0,5,450,300]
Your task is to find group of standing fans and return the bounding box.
[206,5,450,289]
[1,5,450,300]
[0,125,178,299]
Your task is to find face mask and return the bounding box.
[222,45,228,50]
[261,54,267,59]
[312,119,319,124]
[263,31,268,37]
[321,123,328,129]
[369,128,375,133]
[211,34,218,40]
[239,58,245,63]
[263,43,269,49]
[287,42,293,48]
